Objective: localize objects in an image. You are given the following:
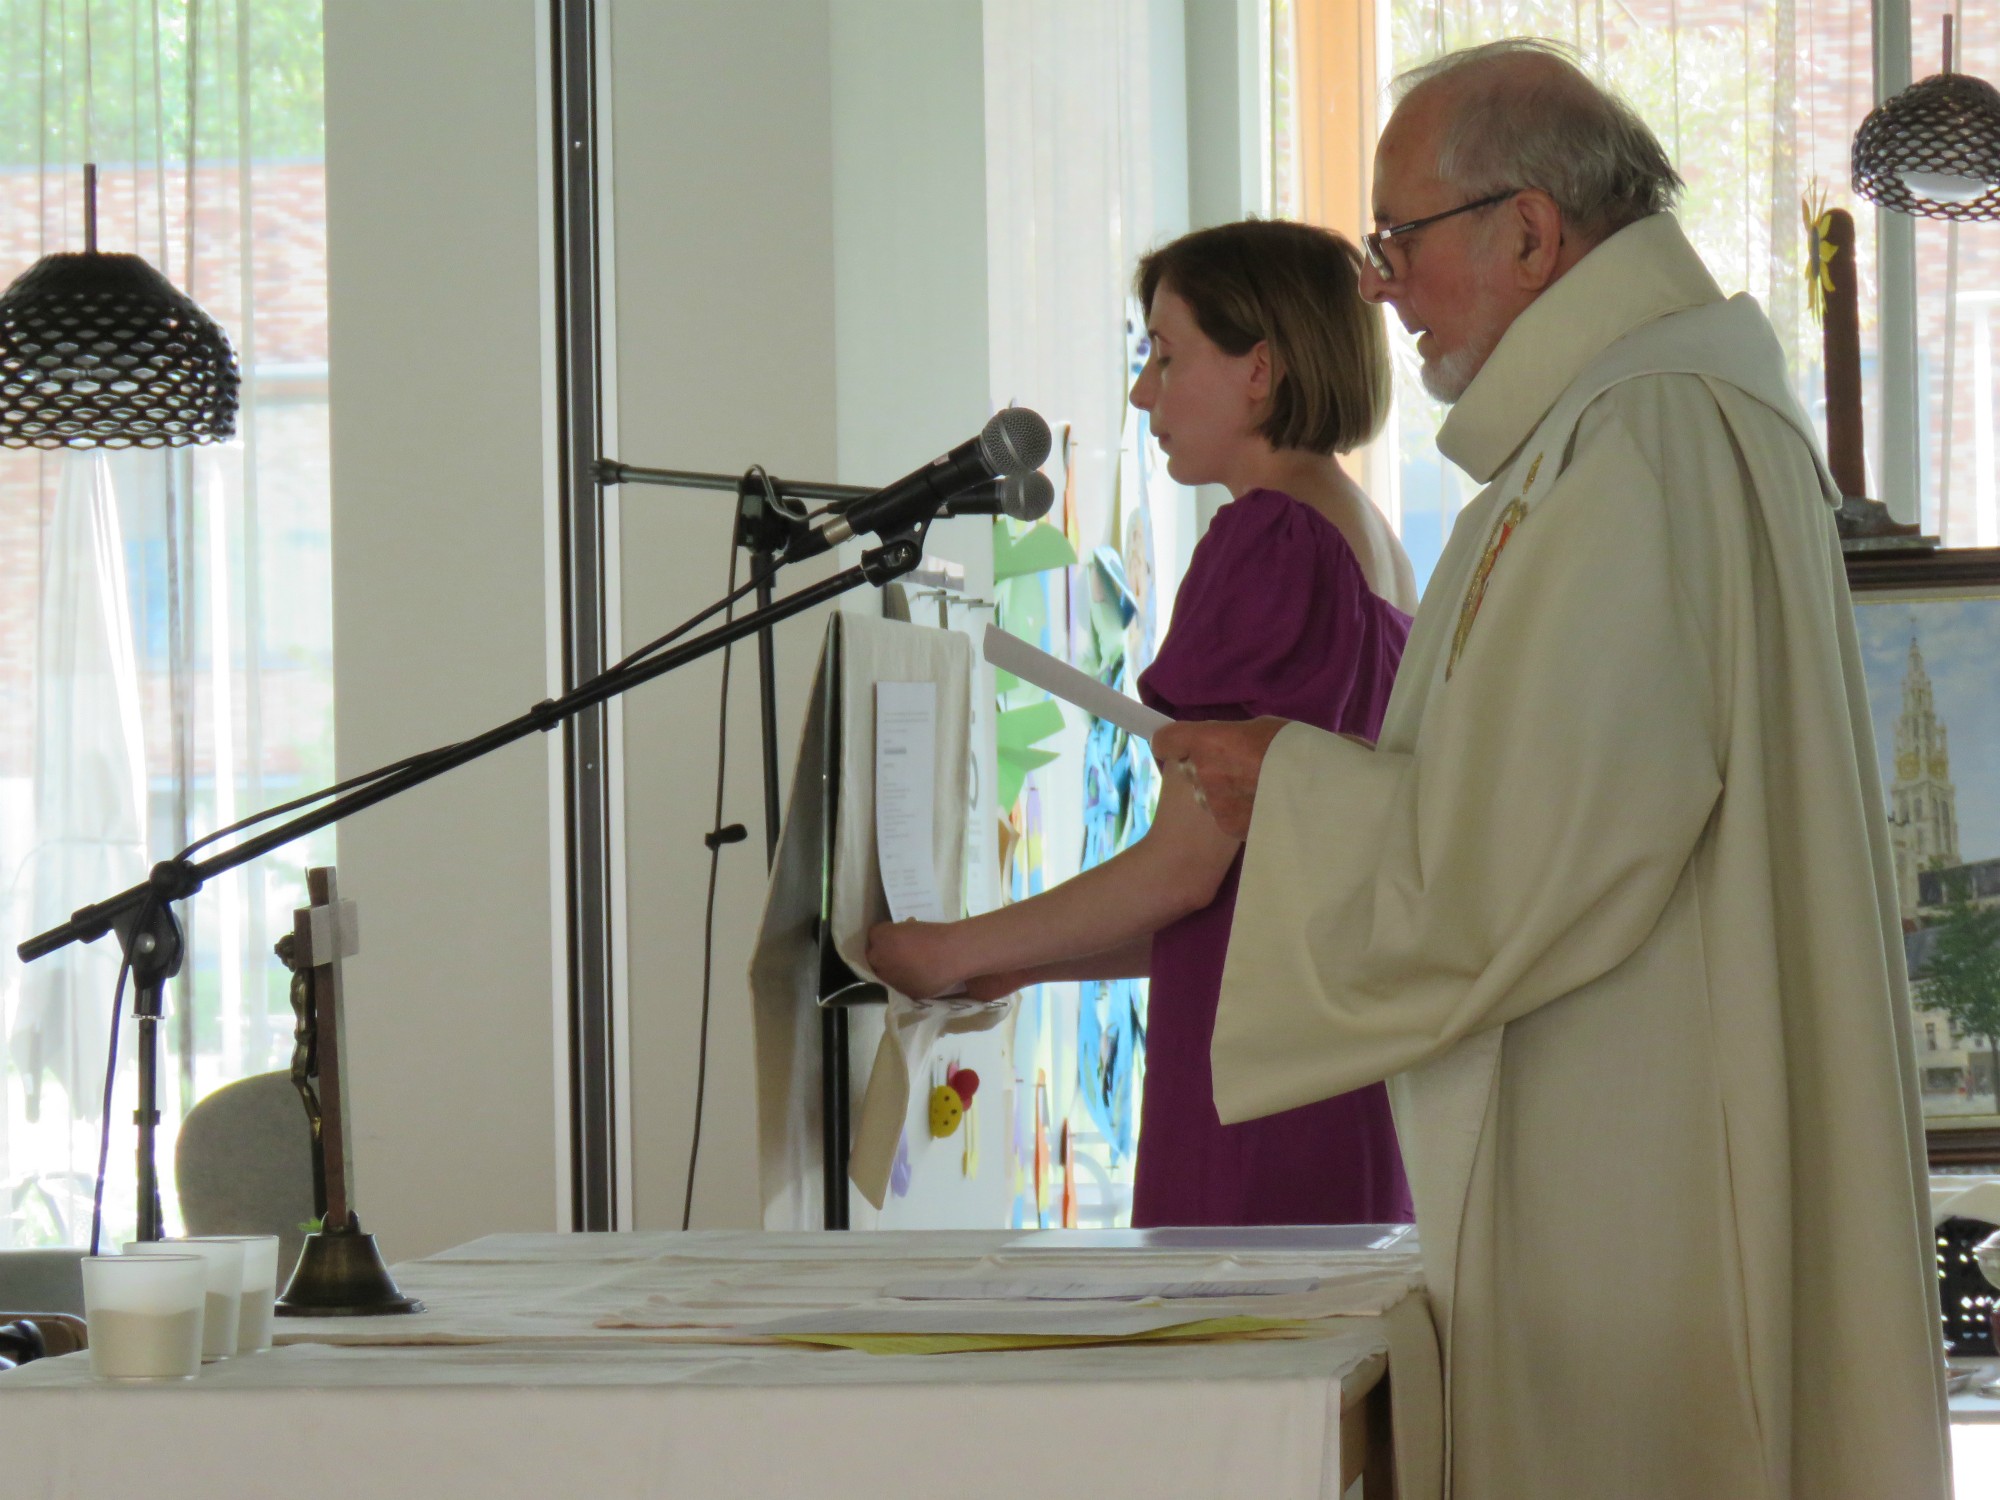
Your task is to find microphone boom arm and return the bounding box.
[18,537,925,966]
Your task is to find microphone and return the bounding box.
[788,408,1051,559]
[939,470,1057,522]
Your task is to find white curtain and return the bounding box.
[0,0,332,1249]
[9,458,148,1246]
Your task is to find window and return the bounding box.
[0,0,332,1249]
[1369,0,1885,589]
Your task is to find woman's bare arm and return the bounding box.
[867,770,1237,999]
[960,936,1154,1000]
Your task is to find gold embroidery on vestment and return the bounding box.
[1447,453,1541,679]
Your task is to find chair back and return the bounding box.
[175,1070,316,1273]
[0,1247,86,1318]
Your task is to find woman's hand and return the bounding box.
[865,919,966,1000]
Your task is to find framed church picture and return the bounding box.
[1847,547,2000,1167]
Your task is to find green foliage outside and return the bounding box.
[1919,873,2000,1106]
[0,0,322,169]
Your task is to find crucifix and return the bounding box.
[1812,203,1925,546]
[286,866,360,1230]
[274,866,421,1316]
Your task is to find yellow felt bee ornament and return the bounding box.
[928,1067,980,1138]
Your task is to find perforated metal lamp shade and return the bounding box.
[1853,69,2000,221]
[0,249,240,449]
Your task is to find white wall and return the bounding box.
[606,0,841,1232]
[324,0,562,1259]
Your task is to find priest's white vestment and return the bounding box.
[1214,215,1950,1499]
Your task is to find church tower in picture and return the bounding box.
[1888,630,1960,921]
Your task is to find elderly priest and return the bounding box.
[1156,38,1951,1500]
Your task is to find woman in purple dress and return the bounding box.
[867,220,1415,1226]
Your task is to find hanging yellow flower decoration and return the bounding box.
[1803,184,1837,326]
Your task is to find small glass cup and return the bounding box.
[123,1239,243,1361]
[183,1235,281,1353]
[81,1254,205,1381]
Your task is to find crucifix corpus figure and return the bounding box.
[273,866,420,1316]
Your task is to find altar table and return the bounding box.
[1,1227,1440,1500]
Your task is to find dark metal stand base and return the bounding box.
[275,1220,423,1317]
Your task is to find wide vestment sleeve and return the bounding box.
[1213,407,1726,1123]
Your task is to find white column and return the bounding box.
[1874,0,1920,522]
[1971,293,1996,547]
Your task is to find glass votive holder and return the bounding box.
[81,1254,205,1381]
[124,1238,243,1361]
[183,1235,280,1353]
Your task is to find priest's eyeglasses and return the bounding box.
[1362,191,1520,279]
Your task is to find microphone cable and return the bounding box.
[683,471,766,1229]
[87,894,147,1255]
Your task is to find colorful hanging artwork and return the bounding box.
[1071,543,1150,1163]
[1062,310,1166,1175]
[992,484,1079,1229]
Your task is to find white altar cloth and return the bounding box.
[1,1229,1438,1500]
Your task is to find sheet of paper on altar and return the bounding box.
[750,1299,1274,1338]
[881,1276,1323,1302]
[875,680,943,923]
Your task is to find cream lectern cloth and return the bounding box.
[1214,216,1950,1499]
[750,612,1004,1227]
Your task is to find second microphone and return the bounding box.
[786,407,1052,561]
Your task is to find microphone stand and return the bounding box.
[18,523,925,1241]
[597,459,884,1229]
[595,458,872,868]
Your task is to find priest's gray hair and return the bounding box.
[1394,39,1683,245]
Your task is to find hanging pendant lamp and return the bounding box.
[0,165,239,449]
[1854,16,2000,221]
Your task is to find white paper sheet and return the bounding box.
[982,623,1171,741]
[881,1277,1324,1302]
[874,680,943,923]
[748,1300,1286,1338]
[1003,1225,1416,1253]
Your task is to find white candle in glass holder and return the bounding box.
[183,1234,281,1352]
[81,1254,206,1381]
[124,1239,243,1361]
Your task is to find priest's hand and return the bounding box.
[1153,717,1290,841]
[865,919,964,1001]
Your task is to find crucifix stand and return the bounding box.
[274,867,422,1317]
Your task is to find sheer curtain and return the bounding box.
[0,0,331,1249]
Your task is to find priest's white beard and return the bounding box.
[1420,315,1502,403]
[1419,273,1509,404]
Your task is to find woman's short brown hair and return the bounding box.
[1134,219,1389,455]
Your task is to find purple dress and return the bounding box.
[1132,488,1415,1227]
